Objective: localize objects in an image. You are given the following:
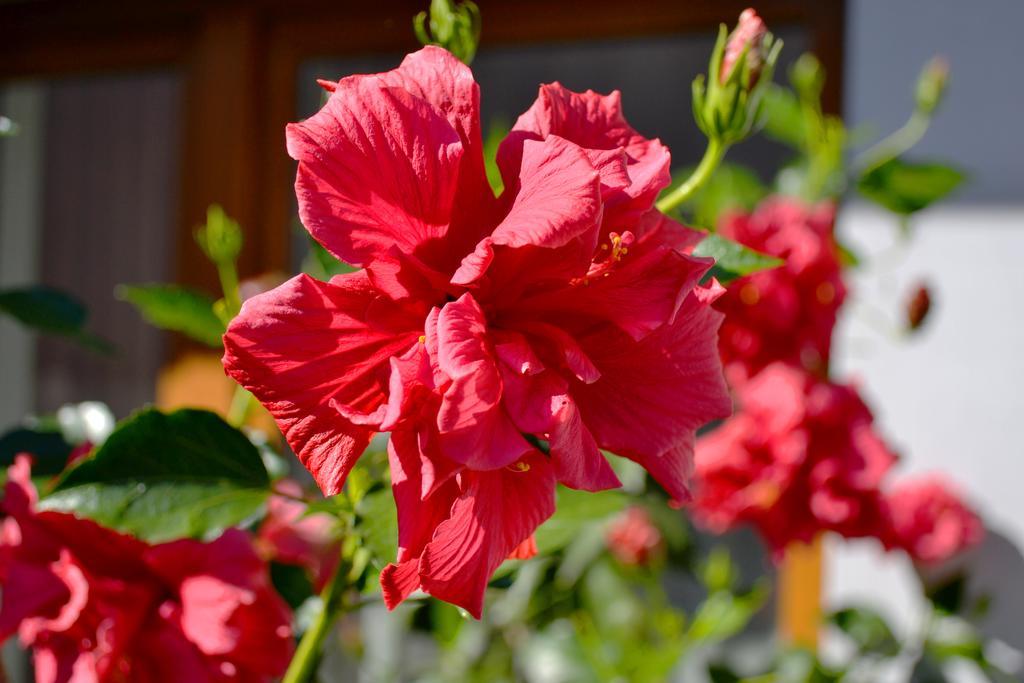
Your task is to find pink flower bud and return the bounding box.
[606,506,664,567]
[720,8,768,85]
[905,282,932,331]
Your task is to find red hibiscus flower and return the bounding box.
[222,47,730,617]
[690,364,896,554]
[606,506,664,567]
[882,476,984,565]
[256,479,341,590]
[0,456,293,682]
[716,197,845,384]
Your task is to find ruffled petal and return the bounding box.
[286,76,463,268]
[380,431,461,609]
[223,272,421,494]
[377,47,499,260]
[454,136,602,285]
[571,289,732,503]
[522,246,713,341]
[499,84,671,233]
[435,294,532,470]
[418,452,556,618]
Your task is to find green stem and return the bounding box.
[216,260,242,319]
[655,138,727,214]
[226,386,255,428]
[282,556,349,683]
[854,110,931,174]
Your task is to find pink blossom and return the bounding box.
[720,9,769,85]
[0,456,293,682]
[223,47,731,616]
[883,476,984,565]
[691,364,896,554]
[606,506,664,567]
[716,197,845,384]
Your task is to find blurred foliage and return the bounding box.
[0,285,114,352]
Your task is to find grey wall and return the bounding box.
[845,0,1024,203]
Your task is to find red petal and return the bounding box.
[287,76,463,268]
[499,84,671,233]
[572,293,732,503]
[454,136,602,285]
[418,452,556,618]
[524,246,713,341]
[435,294,532,470]
[223,272,420,494]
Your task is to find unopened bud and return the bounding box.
[693,9,782,145]
[195,204,243,266]
[606,506,664,567]
[413,0,482,65]
[915,56,949,116]
[720,9,768,86]
[905,282,932,331]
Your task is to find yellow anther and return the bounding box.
[507,461,531,473]
[418,335,427,344]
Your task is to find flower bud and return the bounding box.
[905,282,932,332]
[720,9,768,86]
[606,506,664,567]
[413,0,482,65]
[194,204,243,266]
[692,8,782,145]
[915,56,949,116]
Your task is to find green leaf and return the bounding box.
[40,408,270,542]
[928,574,966,615]
[926,615,985,664]
[692,234,783,284]
[356,488,398,571]
[687,583,768,644]
[829,606,901,657]
[858,158,965,215]
[0,286,113,352]
[535,487,627,555]
[761,84,806,148]
[302,236,357,280]
[483,118,510,196]
[0,427,74,477]
[116,284,225,347]
[270,561,315,610]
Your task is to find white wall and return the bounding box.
[824,2,1024,673]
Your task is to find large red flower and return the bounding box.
[882,476,984,565]
[716,197,845,384]
[223,47,730,617]
[690,364,896,554]
[0,457,293,683]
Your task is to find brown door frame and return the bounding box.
[0,0,845,334]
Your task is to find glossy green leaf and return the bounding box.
[356,488,398,570]
[692,234,783,284]
[858,158,965,215]
[117,284,225,347]
[0,286,113,352]
[829,606,901,657]
[40,408,270,542]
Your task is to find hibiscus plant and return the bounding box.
[0,3,1000,683]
